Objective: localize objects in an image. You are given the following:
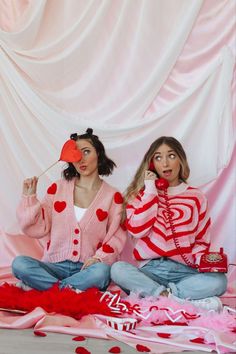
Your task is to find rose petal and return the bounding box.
[72,336,86,341]
[157,332,171,338]
[34,331,47,337]
[75,347,91,354]
[190,337,205,344]
[109,346,121,353]
[136,344,151,352]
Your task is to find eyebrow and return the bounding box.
[154,150,175,155]
[80,146,91,151]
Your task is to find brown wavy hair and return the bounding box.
[122,136,190,220]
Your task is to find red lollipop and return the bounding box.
[38,139,82,177]
[59,140,82,162]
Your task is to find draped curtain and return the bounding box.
[0,0,235,292]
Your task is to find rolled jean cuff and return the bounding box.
[168,282,178,296]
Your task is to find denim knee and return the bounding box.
[110,261,127,282]
[12,255,30,277]
[92,263,111,289]
[210,273,228,296]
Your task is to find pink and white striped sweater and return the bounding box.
[126,181,211,268]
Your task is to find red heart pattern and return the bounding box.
[96,209,108,221]
[102,244,114,253]
[46,241,51,250]
[47,183,57,195]
[114,192,123,204]
[54,201,66,213]
[59,140,82,163]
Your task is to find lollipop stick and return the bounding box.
[37,160,59,178]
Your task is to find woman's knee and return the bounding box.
[110,261,129,281]
[12,256,34,276]
[92,262,110,280]
[213,273,228,295]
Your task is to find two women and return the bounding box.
[12,132,227,311]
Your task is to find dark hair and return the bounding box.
[63,128,116,180]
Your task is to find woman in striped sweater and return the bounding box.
[111,137,227,311]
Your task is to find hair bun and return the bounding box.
[70,133,78,140]
[86,128,93,135]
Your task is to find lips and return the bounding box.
[163,169,172,177]
[79,165,87,171]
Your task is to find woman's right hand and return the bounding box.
[144,170,157,180]
[23,176,38,196]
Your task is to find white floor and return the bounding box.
[0,328,213,354]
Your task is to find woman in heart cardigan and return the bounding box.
[12,128,127,291]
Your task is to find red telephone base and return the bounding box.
[198,251,228,273]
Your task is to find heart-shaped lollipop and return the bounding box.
[59,140,82,162]
[38,139,82,178]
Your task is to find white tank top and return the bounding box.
[74,206,87,221]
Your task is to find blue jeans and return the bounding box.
[12,255,111,291]
[111,258,227,300]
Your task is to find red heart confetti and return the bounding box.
[47,183,57,195]
[34,331,47,337]
[157,332,171,338]
[60,140,82,163]
[96,209,108,221]
[75,347,91,354]
[190,337,205,344]
[72,336,86,341]
[102,244,114,253]
[109,346,121,353]
[114,192,123,204]
[54,201,66,213]
[136,344,151,352]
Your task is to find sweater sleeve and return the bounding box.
[16,192,53,239]
[191,195,211,265]
[126,180,158,239]
[94,192,127,265]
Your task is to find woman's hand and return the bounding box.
[81,257,101,270]
[144,170,157,180]
[23,176,38,196]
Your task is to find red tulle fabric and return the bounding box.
[0,284,116,320]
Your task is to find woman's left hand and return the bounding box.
[81,257,101,269]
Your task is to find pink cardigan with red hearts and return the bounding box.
[16,178,127,265]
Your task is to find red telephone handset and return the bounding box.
[155,178,169,190]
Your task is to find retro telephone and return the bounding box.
[148,162,228,273]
